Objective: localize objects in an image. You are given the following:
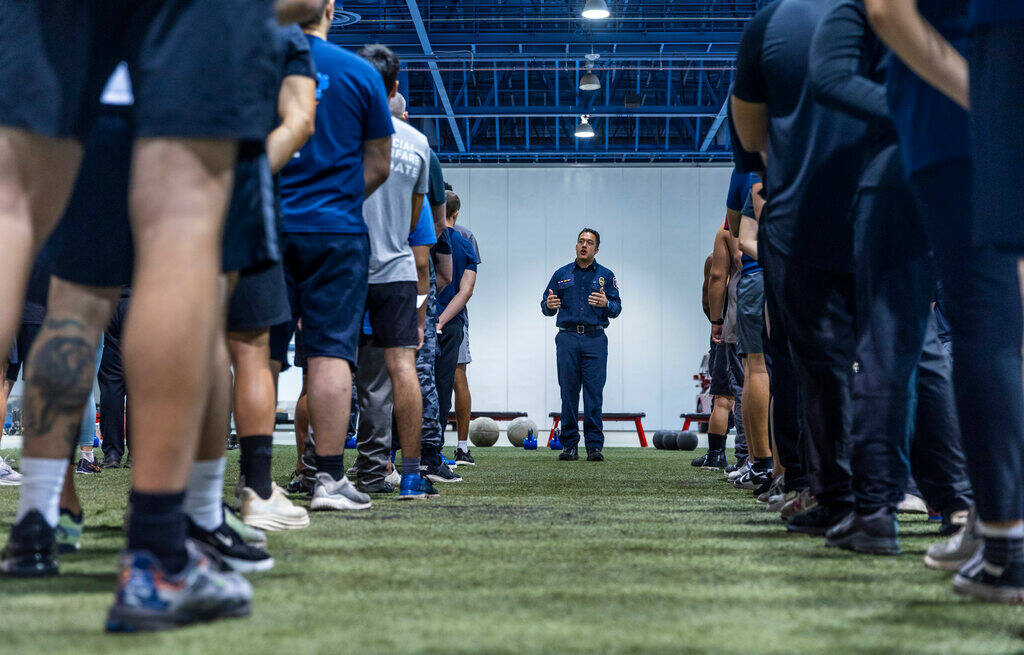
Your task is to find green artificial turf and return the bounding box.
[1,447,1022,654]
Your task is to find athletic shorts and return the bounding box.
[269,319,297,371]
[5,323,42,382]
[971,21,1024,253]
[458,323,472,365]
[227,263,291,333]
[282,233,369,366]
[709,340,742,398]
[0,1,275,141]
[365,281,418,349]
[48,109,281,287]
[736,270,765,355]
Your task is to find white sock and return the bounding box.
[184,457,226,531]
[81,450,94,463]
[979,521,1024,539]
[457,440,469,453]
[15,457,68,527]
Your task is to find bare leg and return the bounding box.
[58,466,80,515]
[385,348,421,461]
[294,379,308,471]
[306,357,352,459]
[708,395,734,441]
[742,354,771,459]
[454,364,471,445]
[228,330,275,437]
[125,138,235,493]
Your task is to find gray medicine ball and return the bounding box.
[468,417,500,447]
[506,417,537,447]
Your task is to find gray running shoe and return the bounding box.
[0,457,23,486]
[925,507,981,571]
[309,472,371,511]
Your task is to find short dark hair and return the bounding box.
[299,0,330,29]
[445,190,461,218]
[358,44,399,95]
[578,228,600,249]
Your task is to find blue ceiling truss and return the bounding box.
[332,1,766,163]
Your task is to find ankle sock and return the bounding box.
[239,435,274,499]
[457,440,469,453]
[707,433,726,451]
[402,456,420,476]
[81,450,94,463]
[15,457,68,528]
[184,458,226,531]
[752,457,773,473]
[314,453,344,481]
[127,490,188,574]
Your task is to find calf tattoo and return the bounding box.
[22,317,97,450]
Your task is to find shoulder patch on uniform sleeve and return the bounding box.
[613,277,618,289]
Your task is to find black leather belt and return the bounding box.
[559,324,604,334]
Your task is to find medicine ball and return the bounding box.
[676,431,699,451]
[506,417,537,447]
[468,417,500,447]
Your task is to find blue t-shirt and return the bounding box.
[409,204,437,248]
[436,227,478,322]
[971,0,1024,24]
[726,168,751,212]
[279,35,394,234]
[885,1,970,175]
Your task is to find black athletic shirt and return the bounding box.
[733,0,873,273]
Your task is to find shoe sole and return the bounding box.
[786,523,829,536]
[424,474,463,483]
[105,599,251,632]
[309,497,371,511]
[700,466,723,471]
[455,462,475,466]
[220,554,275,574]
[0,479,22,486]
[826,536,900,556]
[397,493,427,500]
[242,513,310,532]
[0,560,58,577]
[953,575,1024,604]
[925,554,969,571]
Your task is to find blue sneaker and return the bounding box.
[441,453,458,469]
[105,541,252,632]
[399,474,439,500]
[345,435,358,450]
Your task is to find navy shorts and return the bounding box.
[709,340,742,398]
[227,263,291,333]
[0,1,275,141]
[971,21,1024,253]
[269,319,297,371]
[282,233,369,366]
[48,109,281,287]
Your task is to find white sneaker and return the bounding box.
[385,469,401,486]
[0,457,22,486]
[309,473,372,511]
[240,484,311,531]
[727,461,749,483]
[897,493,929,514]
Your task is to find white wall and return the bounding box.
[436,165,732,433]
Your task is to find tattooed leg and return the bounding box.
[21,279,118,460]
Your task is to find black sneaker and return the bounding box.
[75,457,102,475]
[787,504,852,536]
[357,479,395,494]
[825,507,900,555]
[954,550,1024,604]
[285,469,315,495]
[586,450,604,462]
[101,454,122,469]
[0,510,58,577]
[187,518,274,574]
[453,448,475,466]
[226,433,239,450]
[700,449,727,470]
[752,476,774,497]
[690,453,708,467]
[559,445,579,461]
[724,462,741,475]
[423,461,463,483]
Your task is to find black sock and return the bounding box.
[127,490,187,574]
[984,536,1024,566]
[708,433,726,451]
[314,453,344,481]
[59,508,83,523]
[239,434,274,499]
[752,457,773,473]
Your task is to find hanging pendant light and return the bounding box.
[582,0,610,20]
[575,115,596,138]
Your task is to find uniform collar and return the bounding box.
[573,259,597,272]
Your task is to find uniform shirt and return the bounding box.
[454,224,480,264]
[364,117,430,284]
[279,35,394,235]
[427,150,446,208]
[971,0,1024,24]
[541,260,622,328]
[885,0,969,175]
[733,0,871,273]
[436,227,478,322]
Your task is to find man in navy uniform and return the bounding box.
[541,229,622,462]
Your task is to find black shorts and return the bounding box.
[282,233,369,366]
[269,319,297,371]
[366,281,419,349]
[227,263,291,333]
[5,323,42,382]
[0,1,275,141]
[709,340,742,398]
[48,109,281,287]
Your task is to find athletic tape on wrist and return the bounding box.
[417,294,428,309]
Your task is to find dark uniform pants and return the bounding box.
[435,315,465,448]
[556,329,608,452]
[352,344,393,486]
[99,297,130,462]
[417,290,443,463]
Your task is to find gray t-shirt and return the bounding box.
[453,224,480,264]
[364,117,430,283]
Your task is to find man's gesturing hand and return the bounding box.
[546,289,561,310]
[588,288,608,308]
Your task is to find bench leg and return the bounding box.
[547,416,560,446]
[682,419,691,431]
[635,418,648,447]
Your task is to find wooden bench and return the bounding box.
[547,411,649,447]
[680,412,711,431]
[446,411,528,430]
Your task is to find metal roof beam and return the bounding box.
[405,0,466,151]
[699,98,729,151]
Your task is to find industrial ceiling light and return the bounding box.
[579,62,601,91]
[575,115,595,138]
[581,0,610,20]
